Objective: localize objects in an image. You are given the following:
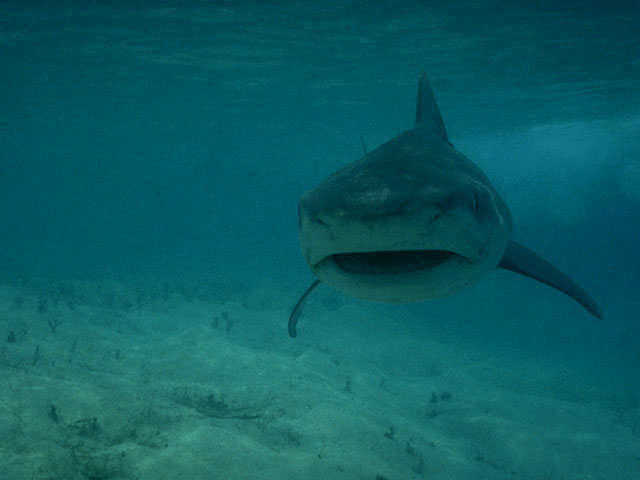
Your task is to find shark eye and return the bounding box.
[471,190,494,221]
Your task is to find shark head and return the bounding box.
[297,75,512,303]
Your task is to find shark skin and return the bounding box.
[289,72,603,337]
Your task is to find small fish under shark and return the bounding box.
[289,72,603,337]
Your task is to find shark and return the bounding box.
[289,72,603,337]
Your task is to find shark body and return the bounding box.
[289,72,602,337]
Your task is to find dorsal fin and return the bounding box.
[415,71,449,143]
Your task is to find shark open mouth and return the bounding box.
[329,250,456,275]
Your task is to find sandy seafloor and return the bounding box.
[1,279,638,480]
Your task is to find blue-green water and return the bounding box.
[1,2,639,478]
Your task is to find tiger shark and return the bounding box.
[288,72,603,337]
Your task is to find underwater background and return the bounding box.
[1,1,639,479]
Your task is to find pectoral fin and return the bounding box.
[288,279,321,338]
[498,240,603,319]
